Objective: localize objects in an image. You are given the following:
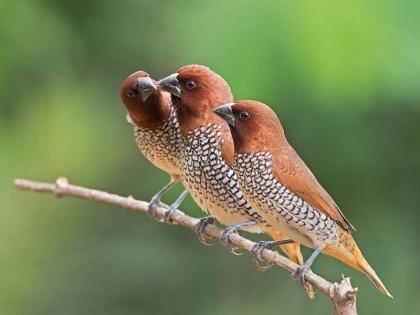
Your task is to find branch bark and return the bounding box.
[14,177,358,315]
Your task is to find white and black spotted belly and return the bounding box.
[235,152,339,247]
[129,108,182,176]
[181,124,265,233]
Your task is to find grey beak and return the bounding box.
[213,103,236,127]
[158,73,181,98]
[137,76,158,102]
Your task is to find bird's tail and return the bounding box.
[324,230,393,298]
[266,228,315,299]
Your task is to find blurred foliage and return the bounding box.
[1,0,419,314]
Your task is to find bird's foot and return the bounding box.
[251,241,276,271]
[147,199,169,221]
[146,180,177,221]
[194,216,215,246]
[162,207,176,223]
[162,205,184,224]
[162,190,188,224]
[220,227,243,256]
[292,265,311,286]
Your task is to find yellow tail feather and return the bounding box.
[324,232,393,298]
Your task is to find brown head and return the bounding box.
[158,65,233,134]
[120,70,171,129]
[213,100,286,154]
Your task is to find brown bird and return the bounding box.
[158,65,311,288]
[120,71,188,220]
[213,100,392,297]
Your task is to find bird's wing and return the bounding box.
[272,143,355,231]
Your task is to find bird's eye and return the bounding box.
[185,80,197,90]
[125,89,137,98]
[239,111,251,120]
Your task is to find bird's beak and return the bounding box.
[213,103,236,127]
[158,73,181,98]
[137,76,158,102]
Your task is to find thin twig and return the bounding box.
[14,177,358,315]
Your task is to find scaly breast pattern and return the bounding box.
[235,152,339,247]
[131,108,182,176]
[180,124,264,232]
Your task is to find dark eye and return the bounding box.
[185,80,197,90]
[239,111,251,120]
[125,89,137,98]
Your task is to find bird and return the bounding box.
[120,70,188,221]
[157,65,314,297]
[213,100,392,297]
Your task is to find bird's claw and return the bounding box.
[147,200,169,221]
[162,190,188,224]
[163,207,185,224]
[162,207,177,223]
[194,216,215,246]
[220,228,243,256]
[147,204,160,220]
[292,265,310,286]
[251,241,274,271]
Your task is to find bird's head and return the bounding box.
[120,70,171,129]
[213,100,285,154]
[158,65,233,133]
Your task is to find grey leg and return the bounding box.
[220,221,257,255]
[194,216,215,246]
[147,180,177,219]
[292,246,322,285]
[163,190,189,223]
[251,239,294,271]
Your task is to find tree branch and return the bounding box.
[14,177,358,315]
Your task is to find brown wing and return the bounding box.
[272,142,355,231]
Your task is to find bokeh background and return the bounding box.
[1,0,419,314]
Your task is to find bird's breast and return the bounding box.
[235,152,340,247]
[133,108,182,175]
[180,124,266,230]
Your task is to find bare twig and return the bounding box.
[14,177,358,315]
[330,276,358,315]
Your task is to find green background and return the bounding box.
[1,0,419,314]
